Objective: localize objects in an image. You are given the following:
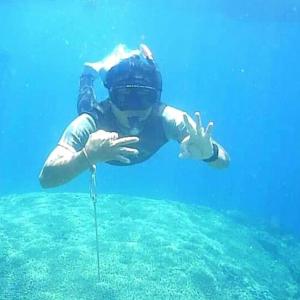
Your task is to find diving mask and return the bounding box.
[110,85,159,111]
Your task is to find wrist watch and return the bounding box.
[203,143,219,162]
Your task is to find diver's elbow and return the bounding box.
[39,171,51,189]
[39,167,59,189]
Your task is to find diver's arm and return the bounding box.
[179,112,230,169]
[39,113,97,188]
[39,134,140,188]
[39,116,140,188]
[181,136,230,169]
[201,141,230,169]
[39,145,91,188]
[162,106,230,169]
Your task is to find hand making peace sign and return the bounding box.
[179,112,215,160]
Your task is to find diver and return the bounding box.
[39,44,230,188]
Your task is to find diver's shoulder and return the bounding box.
[75,113,96,123]
[159,104,185,122]
[69,113,97,131]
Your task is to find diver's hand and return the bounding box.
[179,112,214,160]
[84,130,139,164]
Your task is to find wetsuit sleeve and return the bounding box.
[77,66,98,115]
[58,113,97,153]
[161,106,190,143]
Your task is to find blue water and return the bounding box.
[0,0,299,235]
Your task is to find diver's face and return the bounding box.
[110,101,153,132]
[109,86,158,133]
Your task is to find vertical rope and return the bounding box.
[89,165,100,281]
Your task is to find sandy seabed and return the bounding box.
[0,192,299,300]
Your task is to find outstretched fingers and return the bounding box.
[114,147,139,164]
[115,154,131,164]
[194,112,214,138]
[112,140,139,164]
[183,114,197,136]
[118,147,139,156]
[112,136,139,147]
[194,112,204,136]
[204,121,214,138]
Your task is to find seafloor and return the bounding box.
[0,193,299,300]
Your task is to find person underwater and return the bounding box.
[39,44,230,188]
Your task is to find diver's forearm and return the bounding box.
[206,145,230,169]
[39,150,91,188]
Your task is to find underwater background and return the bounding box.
[1,0,299,234]
[0,0,300,299]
